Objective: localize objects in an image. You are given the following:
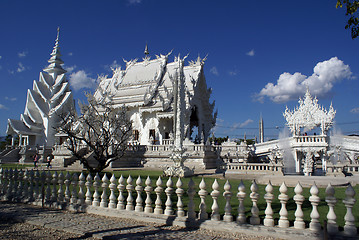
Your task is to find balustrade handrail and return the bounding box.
[0,167,357,238]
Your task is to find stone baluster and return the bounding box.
[187,178,196,220]
[0,168,3,195]
[92,173,101,206]
[176,178,185,217]
[278,182,289,228]
[144,176,153,213]
[6,169,13,200]
[293,182,305,229]
[343,184,356,236]
[33,170,39,201]
[237,180,246,224]
[264,181,274,227]
[223,180,233,222]
[39,171,46,202]
[309,182,321,231]
[126,175,134,210]
[64,172,71,203]
[135,176,143,212]
[51,171,58,202]
[13,169,18,199]
[100,173,109,208]
[16,169,22,201]
[109,174,117,209]
[78,172,85,206]
[211,179,220,221]
[154,176,163,214]
[250,180,260,225]
[117,175,125,210]
[198,178,208,220]
[70,173,78,206]
[85,173,92,205]
[1,169,7,197]
[57,172,64,203]
[23,169,29,201]
[164,177,174,216]
[325,183,338,235]
[45,171,52,203]
[29,170,34,202]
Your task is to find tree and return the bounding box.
[57,93,132,173]
[337,0,359,39]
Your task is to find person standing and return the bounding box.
[33,154,38,169]
[46,155,52,169]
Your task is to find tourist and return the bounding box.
[46,155,52,169]
[33,154,38,169]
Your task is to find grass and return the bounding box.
[1,165,358,229]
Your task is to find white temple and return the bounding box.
[94,49,217,146]
[5,29,75,160]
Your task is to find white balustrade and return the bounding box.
[0,167,358,238]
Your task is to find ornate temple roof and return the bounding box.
[95,53,206,109]
[283,89,336,135]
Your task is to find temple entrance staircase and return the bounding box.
[0,148,20,163]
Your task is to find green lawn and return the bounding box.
[1,165,358,229]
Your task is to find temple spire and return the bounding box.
[43,27,66,75]
[144,42,149,56]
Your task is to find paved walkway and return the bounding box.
[0,201,276,240]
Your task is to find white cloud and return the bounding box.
[210,66,219,76]
[128,0,142,4]
[0,104,8,110]
[69,70,98,91]
[257,57,353,103]
[64,65,77,73]
[17,62,25,72]
[5,97,17,101]
[68,52,73,56]
[240,119,254,127]
[104,60,121,72]
[228,70,238,76]
[18,51,27,58]
[0,56,2,59]
[350,108,359,113]
[246,49,255,56]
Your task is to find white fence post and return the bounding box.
[109,174,117,209]
[211,179,220,221]
[223,180,233,222]
[309,183,321,231]
[154,176,163,214]
[176,178,185,217]
[198,178,208,220]
[164,177,174,216]
[144,176,153,213]
[135,176,143,212]
[264,181,274,227]
[126,175,134,211]
[293,182,305,229]
[85,173,92,205]
[237,180,246,224]
[250,180,260,225]
[325,183,338,235]
[117,175,125,210]
[343,184,356,236]
[278,182,289,228]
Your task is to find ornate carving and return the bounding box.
[283,89,335,136]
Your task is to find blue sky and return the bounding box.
[0,0,358,141]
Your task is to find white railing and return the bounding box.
[226,163,283,172]
[0,168,357,239]
[294,136,326,143]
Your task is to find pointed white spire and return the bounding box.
[43,27,66,75]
